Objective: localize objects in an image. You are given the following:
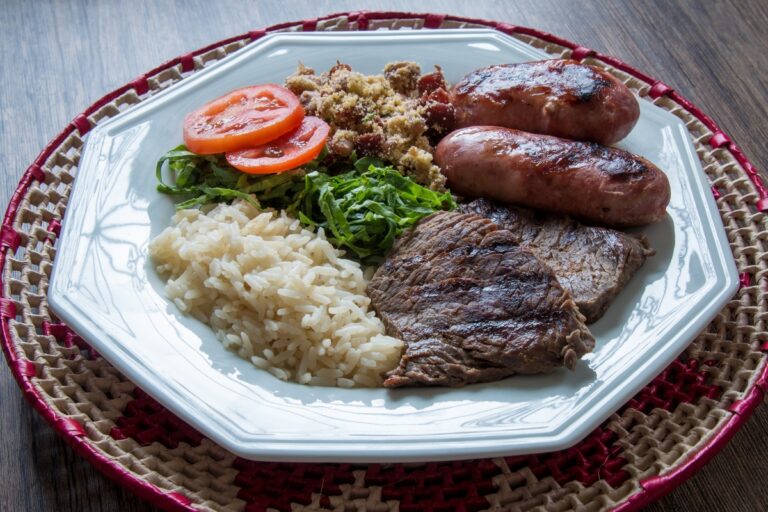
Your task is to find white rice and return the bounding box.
[149,200,403,387]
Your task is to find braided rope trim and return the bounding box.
[1,10,765,512]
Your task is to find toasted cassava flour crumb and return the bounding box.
[285,61,454,190]
[149,200,403,387]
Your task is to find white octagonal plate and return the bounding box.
[49,29,738,462]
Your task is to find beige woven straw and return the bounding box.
[2,12,765,512]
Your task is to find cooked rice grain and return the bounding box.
[149,201,403,387]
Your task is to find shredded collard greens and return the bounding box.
[290,157,455,262]
[156,147,455,261]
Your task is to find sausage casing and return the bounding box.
[435,126,670,227]
[451,59,640,145]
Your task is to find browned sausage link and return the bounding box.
[435,127,670,227]
[451,59,640,145]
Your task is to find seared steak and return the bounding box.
[459,199,653,323]
[367,211,594,388]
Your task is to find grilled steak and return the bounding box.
[367,211,594,388]
[460,199,653,323]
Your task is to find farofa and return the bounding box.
[285,61,454,190]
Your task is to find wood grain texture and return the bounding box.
[1,0,766,510]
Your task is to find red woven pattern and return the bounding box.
[424,14,446,29]
[234,461,353,510]
[0,228,20,251]
[709,131,731,148]
[43,322,100,359]
[73,114,91,135]
[110,389,204,448]
[130,76,150,95]
[47,218,62,237]
[571,46,596,61]
[232,458,492,512]
[505,428,630,488]
[622,359,721,414]
[103,359,720,510]
[0,298,15,319]
[649,81,674,99]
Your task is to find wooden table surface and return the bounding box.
[1,1,766,510]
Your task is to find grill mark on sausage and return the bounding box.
[450,59,640,145]
[591,146,653,182]
[485,128,652,182]
[454,60,614,105]
[435,126,670,227]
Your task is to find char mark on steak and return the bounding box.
[459,199,654,323]
[367,211,594,388]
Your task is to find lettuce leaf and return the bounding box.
[155,144,304,210]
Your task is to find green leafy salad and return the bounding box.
[156,146,456,262]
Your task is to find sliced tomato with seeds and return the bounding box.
[182,84,304,155]
[225,117,330,174]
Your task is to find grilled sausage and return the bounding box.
[435,126,670,227]
[451,59,640,145]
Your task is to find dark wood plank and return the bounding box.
[1,1,766,511]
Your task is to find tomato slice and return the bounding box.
[182,84,304,155]
[225,117,330,174]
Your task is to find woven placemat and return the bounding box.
[2,11,766,512]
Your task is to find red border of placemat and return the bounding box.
[2,10,766,512]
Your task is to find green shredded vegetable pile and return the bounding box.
[155,145,306,210]
[156,147,455,261]
[291,157,456,261]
